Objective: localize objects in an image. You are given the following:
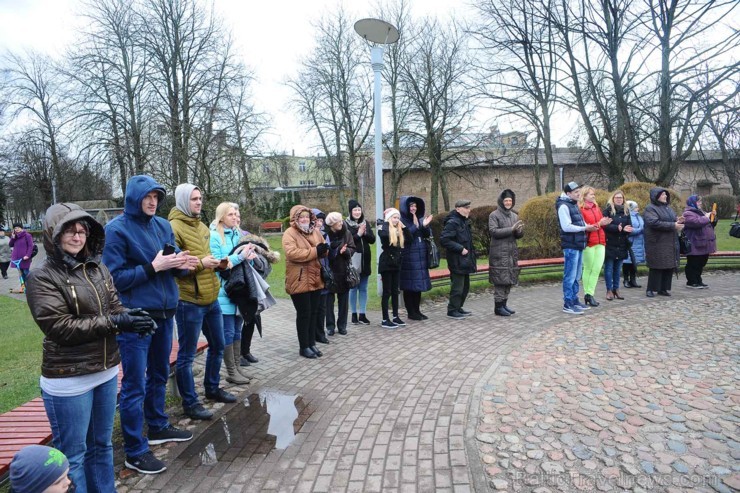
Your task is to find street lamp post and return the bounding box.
[354,18,399,295]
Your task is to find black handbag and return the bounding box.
[730,222,740,239]
[678,231,692,255]
[346,264,361,289]
[321,263,335,292]
[425,235,440,269]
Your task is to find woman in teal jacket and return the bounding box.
[209,202,255,384]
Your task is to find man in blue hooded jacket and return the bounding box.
[103,175,198,475]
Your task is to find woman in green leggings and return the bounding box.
[579,187,612,306]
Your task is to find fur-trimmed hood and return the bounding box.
[236,233,281,264]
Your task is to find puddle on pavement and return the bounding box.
[179,390,312,467]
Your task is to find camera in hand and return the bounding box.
[215,258,229,271]
[162,243,176,256]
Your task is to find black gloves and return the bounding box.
[329,240,343,249]
[110,308,157,337]
[317,243,329,256]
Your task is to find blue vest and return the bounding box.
[556,196,586,250]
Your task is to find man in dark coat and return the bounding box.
[440,199,476,319]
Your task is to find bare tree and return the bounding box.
[548,0,650,189]
[399,18,478,213]
[67,0,152,195]
[142,0,228,186]
[470,0,562,194]
[376,0,420,204]
[287,8,374,205]
[642,0,740,186]
[222,68,267,211]
[705,91,740,195]
[2,51,66,202]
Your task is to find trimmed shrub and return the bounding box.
[620,182,683,216]
[702,194,738,219]
[468,205,496,255]
[518,192,562,260]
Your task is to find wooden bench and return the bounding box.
[0,340,208,478]
[429,251,740,287]
[259,221,283,234]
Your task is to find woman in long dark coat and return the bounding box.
[643,188,685,297]
[399,196,433,320]
[488,190,524,316]
[324,212,356,335]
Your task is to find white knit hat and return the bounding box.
[384,208,401,222]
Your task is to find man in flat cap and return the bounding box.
[440,199,477,318]
[556,182,598,314]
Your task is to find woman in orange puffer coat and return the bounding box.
[282,205,328,359]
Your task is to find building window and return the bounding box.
[262,164,270,173]
[299,180,315,187]
[299,161,307,172]
[511,137,519,146]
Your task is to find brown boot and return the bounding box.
[613,289,624,300]
[605,291,614,301]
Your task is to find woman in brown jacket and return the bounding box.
[26,203,155,492]
[282,205,329,358]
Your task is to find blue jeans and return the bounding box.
[604,257,624,291]
[117,317,173,457]
[175,300,225,408]
[42,375,117,493]
[222,314,243,346]
[562,248,584,305]
[349,275,370,314]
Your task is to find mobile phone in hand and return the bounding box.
[163,243,176,256]
[215,258,229,271]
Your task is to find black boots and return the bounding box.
[623,265,642,288]
[585,294,600,307]
[629,271,641,288]
[494,301,511,316]
[502,299,515,314]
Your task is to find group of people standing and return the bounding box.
[22,175,278,491]
[281,195,438,357]
[557,181,717,314]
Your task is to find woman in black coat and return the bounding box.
[324,212,356,335]
[643,188,685,297]
[344,199,375,325]
[378,208,412,329]
[602,190,633,300]
[399,196,433,320]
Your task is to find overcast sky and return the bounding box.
[0,0,550,155]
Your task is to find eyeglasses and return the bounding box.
[63,230,88,238]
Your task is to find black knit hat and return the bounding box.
[348,199,362,214]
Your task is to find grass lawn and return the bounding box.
[0,296,42,414]
[714,219,740,251]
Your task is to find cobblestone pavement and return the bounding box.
[5,262,736,492]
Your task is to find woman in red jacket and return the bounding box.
[579,187,612,307]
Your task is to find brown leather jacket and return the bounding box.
[282,205,326,295]
[26,204,126,378]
